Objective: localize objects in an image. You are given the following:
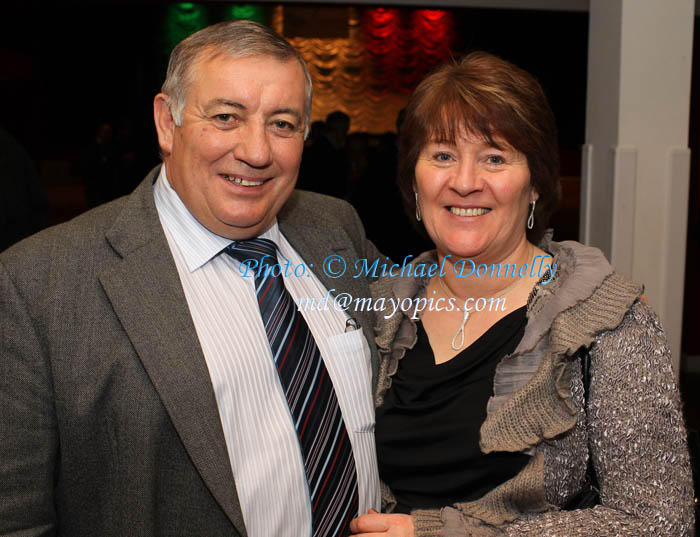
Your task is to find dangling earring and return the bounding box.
[527,199,536,230]
[415,192,422,222]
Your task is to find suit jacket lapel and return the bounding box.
[278,194,377,361]
[98,169,247,536]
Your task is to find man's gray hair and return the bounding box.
[161,20,312,135]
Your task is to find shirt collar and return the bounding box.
[153,165,281,272]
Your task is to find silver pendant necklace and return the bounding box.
[437,276,522,351]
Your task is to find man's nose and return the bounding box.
[234,123,273,168]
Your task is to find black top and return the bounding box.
[375,306,531,513]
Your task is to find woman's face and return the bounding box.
[414,131,537,263]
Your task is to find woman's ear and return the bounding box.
[153,94,176,156]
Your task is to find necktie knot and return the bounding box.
[225,238,279,275]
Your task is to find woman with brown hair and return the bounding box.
[350,52,694,536]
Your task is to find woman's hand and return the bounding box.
[350,510,415,536]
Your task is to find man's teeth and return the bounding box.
[221,174,264,186]
[450,207,491,217]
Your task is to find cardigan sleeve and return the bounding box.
[500,300,694,536]
[407,301,694,537]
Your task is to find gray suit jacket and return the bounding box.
[0,166,382,537]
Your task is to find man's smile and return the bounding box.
[219,173,268,186]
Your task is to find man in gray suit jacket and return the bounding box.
[0,21,383,537]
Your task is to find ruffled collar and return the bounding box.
[373,233,624,354]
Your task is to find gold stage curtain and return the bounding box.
[274,6,454,134]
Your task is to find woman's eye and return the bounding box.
[487,155,505,165]
[434,152,453,162]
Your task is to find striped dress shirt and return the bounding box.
[153,167,380,537]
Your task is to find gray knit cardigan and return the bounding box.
[371,238,695,537]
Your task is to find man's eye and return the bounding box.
[273,120,295,131]
[214,114,233,122]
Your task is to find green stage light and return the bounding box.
[225,5,266,25]
[163,3,209,53]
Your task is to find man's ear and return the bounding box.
[154,94,176,156]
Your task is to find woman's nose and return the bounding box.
[451,160,484,195]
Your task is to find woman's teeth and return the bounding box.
[450,207,491,217]
[221,174,264,186]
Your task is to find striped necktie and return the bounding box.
[225,238,358,537]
